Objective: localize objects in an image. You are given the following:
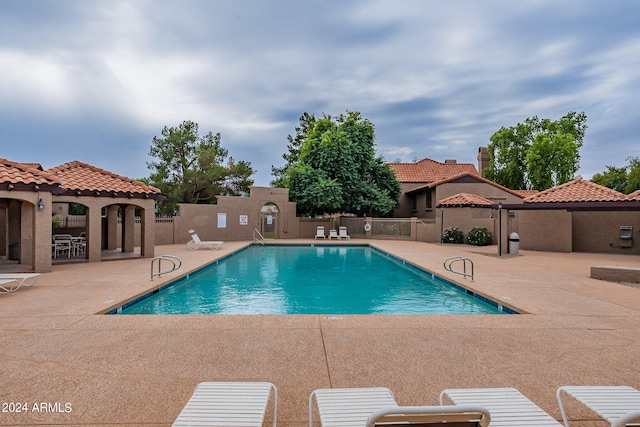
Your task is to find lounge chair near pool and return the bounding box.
[556,385,640,427]
[0,273,40,294]
[187,229,223,250]
[315,226,326,239]
[365,405,491,427]
[328,229,339,239]
[338,226,350,240]
[309,387,398,427]
[440,387,563,426]
[172,381,277,427]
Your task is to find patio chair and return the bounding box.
[557,385,640,427]
[309,387,398,427]
[338,226,351,240]
[53,234,73,258]
[328,229,339,239]
[0,273,40,294]
[440,387,563,426]
[315,226,326,239]
[187,229,223,250]
[172,381,277,427]
[365,405,491,427]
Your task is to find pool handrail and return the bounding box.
[444,256,474,281]
[253,228,265,245]
[151,254,182,280]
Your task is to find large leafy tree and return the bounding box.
[591,156,640,194]
[274,111,401,216]
[485,111,587,190]
[147,120,254,213]
[271,112,315,187]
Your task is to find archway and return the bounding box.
[260,202,279,239]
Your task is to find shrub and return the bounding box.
[466,227,493,246]
[442,227,464,244]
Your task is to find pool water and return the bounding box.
[118,245,511,315]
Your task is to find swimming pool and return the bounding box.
[114,245,515,315]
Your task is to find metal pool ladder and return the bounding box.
[443,256,474,281]
[151,254,182,280]
[253,228,265,245]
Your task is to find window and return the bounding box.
[410,194,417,211]
[425,190,433,209]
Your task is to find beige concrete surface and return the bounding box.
[0,240,639,426]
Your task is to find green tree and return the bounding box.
[591,156,640,194]
[147,120,255,214]
[271,112,316,187]
[485,111,587,190]
[275,111,401,216]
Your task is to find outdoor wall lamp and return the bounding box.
[37,198,44,211]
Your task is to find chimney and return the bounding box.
[444,159,457,164]
[477,146,490,177]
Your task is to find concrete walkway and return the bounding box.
[0,240,639,426]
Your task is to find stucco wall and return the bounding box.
[572,211,640,254]
[518,210,572,252]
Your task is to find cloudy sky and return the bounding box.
[2,0,639,186]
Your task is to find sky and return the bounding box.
[2,0,639,187]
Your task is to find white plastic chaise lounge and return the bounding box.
[172,381,277,427]
[557,385,640,427]
[0,273,40,294]
[365,405,490,427]
[309,387,398,427]
[338,226,350,240]
[187,229,223,250]
[440,387,563,426]
[328,229,339,239]
[315,226,326,239]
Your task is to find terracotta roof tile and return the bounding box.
[626,189,640,201]
[524,179,626,203]
[388,158,478,183]
[46,161,161,196]
[0,158,60,186]
[438,193,494,207]
[425,171,525,199]
[512,189,539,198]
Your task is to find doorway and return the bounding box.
[260,202,279,239]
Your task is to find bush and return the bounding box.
[466,227,493,246]
[442,227,464,244]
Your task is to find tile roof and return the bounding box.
[46,161,162,198]
[423,171,525,199]
[523,179,626,203]
[437,193,494,207]
[0,158,61,189]
[512,189,539,198]
[626,189,640,201]
[388,158,478,183]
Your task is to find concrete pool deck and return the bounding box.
[0,240,638,426]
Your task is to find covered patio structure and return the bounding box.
[1,158,164,272]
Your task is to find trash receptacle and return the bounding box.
[8,243,19,260]
[508,232,519,255]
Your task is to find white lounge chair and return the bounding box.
[328,229,339,239]
[315,226,326,239]
[172,381,277,427]
[366,405,491,427]
[309,387,398,427]
[187,229,223,250]
[0,273,40,294]
[338,226,351,240]
[557,385,640,427]
[440,387,563,426]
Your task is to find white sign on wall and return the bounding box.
[239,215,248,225]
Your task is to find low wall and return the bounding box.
[591,266,640,283]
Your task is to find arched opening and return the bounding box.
[51,201,88,262]
[260,202,279,239]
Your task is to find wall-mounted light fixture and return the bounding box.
[37,198,45,211]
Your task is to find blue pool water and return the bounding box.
[116,245,514,315]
